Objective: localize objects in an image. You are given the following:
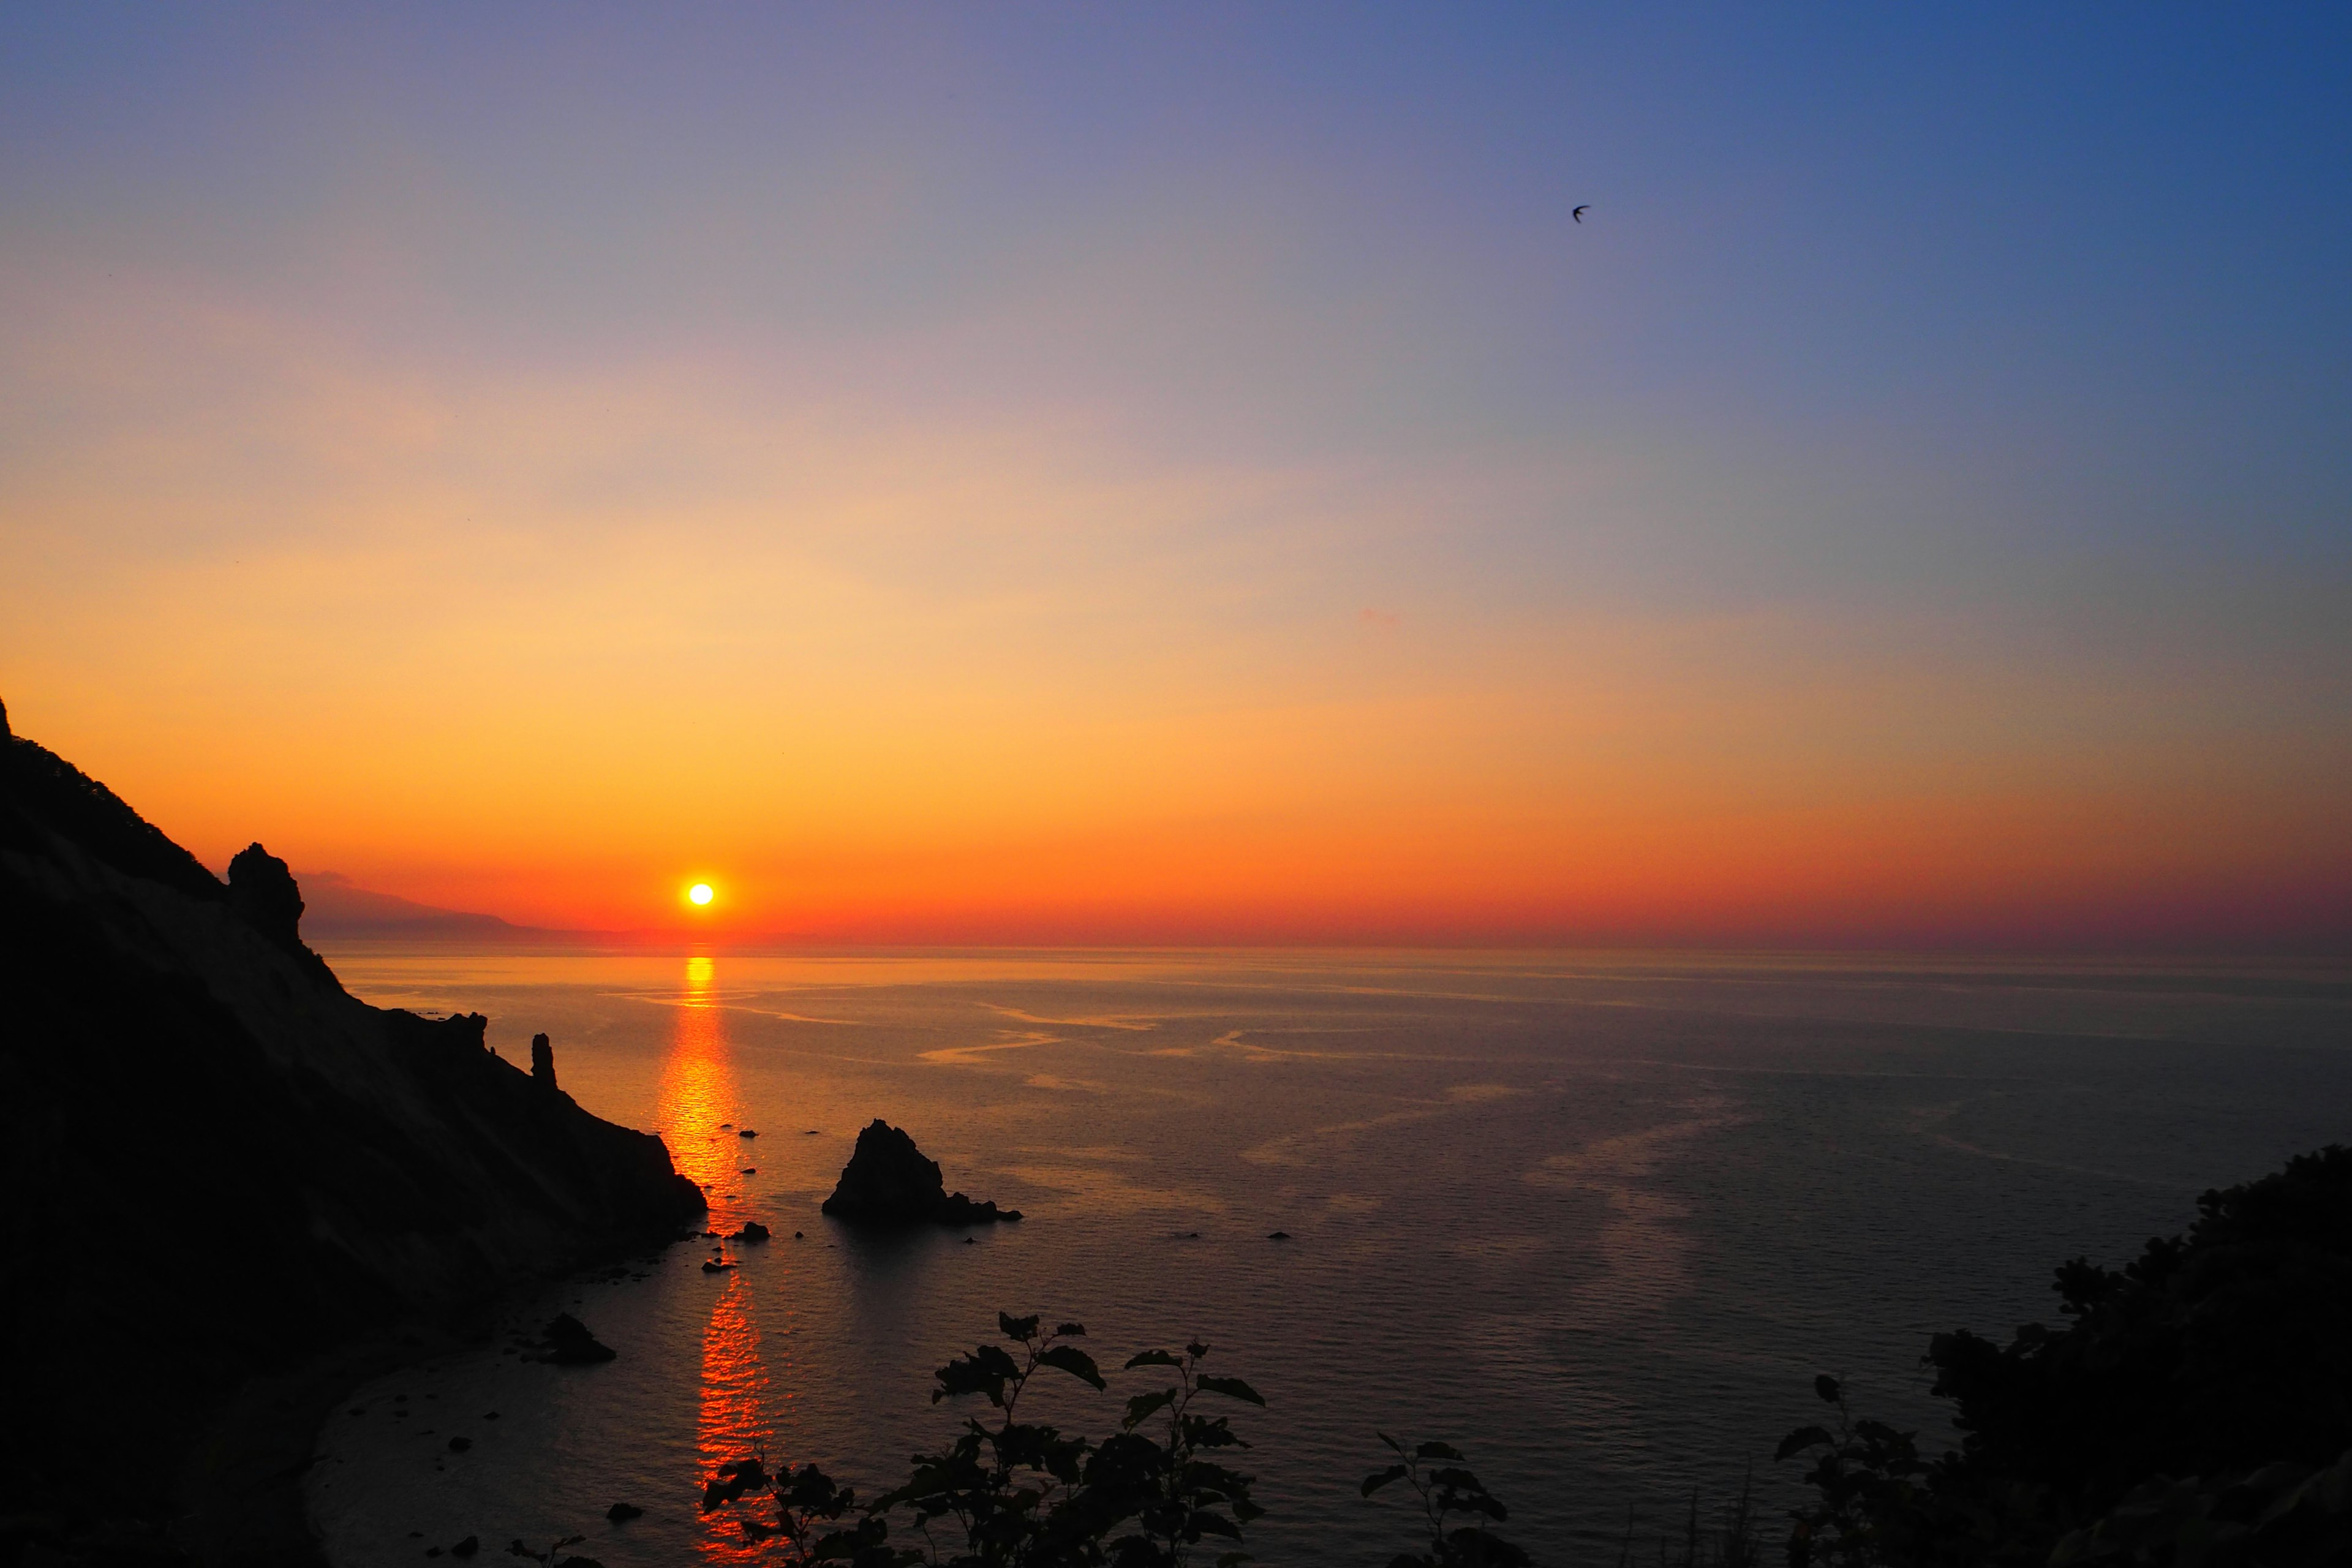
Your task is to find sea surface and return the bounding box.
[301,948,2352,1566]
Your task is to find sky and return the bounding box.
[2,4,2348,947]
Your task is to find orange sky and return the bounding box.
[2,11,2348,950]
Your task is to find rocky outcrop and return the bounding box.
[0,710,704,1561]
[226,840,304,950]
[820,1118,1023,1226]
[532,1030,558,1089]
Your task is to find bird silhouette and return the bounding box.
[1572,205,1589,223]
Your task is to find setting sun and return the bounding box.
[687,883,714,907]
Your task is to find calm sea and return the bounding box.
[301,948,2352,1566]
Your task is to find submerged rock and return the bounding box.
[819,1119,1023,1226]
[540,1313,617,1364]
[732,1221,770,1243]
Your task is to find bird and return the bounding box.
[1572,205,1589,223]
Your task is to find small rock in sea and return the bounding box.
[804,1129,820,1135]
[350,1407,367,1415]
[409,1532,424,1539]
[554,1558,606,1568]
[740,1128,758,1137]
[448,1437,472,1452]
[821,1120,1022,1226]
[720,1122,733,1129]
[793,1231,804,1239]
[1267,1231,1291,1240]
[451,1539,480,1559]
[962,1237,976,1245]
[425,1551,441,1559]
[732,1221,771,1243]
[484,1411,500,1420]
[606,1502,644,1523]
[701,1230,722,1239]
[395,1393,409,1403]
[540,1313,619,1365]
[1186,1231,1202,1239]
[741,1167,757,1174]
[703,1259,736,1273]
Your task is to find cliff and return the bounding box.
[0,701,704,1562]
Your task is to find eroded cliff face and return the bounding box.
[0,707,703,1550]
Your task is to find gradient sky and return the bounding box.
[3,5,2348,946]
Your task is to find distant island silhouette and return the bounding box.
[0,697,706,1564]
[295,869,608,943]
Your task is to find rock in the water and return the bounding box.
[702,1259,735,1273]
[819,1119,1022,1226]
[732,1221,770,1243]
[1267,1231,1291,1240]
[448,1436,472,1452]
[739,1128,758,1138]
[541,1313,617,1364]
[451,1537,480,1558]
[530,1032,557,1091]
[605,1503,643,1523]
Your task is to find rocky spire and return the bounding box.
[226,842,304,951]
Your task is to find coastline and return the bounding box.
[173,1227,701,1568]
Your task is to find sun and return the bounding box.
[687,882,714,907]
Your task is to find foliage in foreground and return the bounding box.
[705,1311,1277,1567]
[1781,1146,2352,1568]
[700,1310,1551,1567]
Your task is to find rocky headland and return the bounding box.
[0,699,705,1565]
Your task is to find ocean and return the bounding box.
[300,948,2352,1566]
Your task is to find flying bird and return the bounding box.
[1572,205,1589,223]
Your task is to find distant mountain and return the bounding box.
[296,869,590,940]
[0,697,704,1563]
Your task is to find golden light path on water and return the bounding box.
[653,954,788,1563]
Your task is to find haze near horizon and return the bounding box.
[2,6,2347,948]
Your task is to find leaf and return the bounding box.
[1194,1512,1242,1539]
[1415,1442,1465,1462]
[1378,1431,1405,1457]
[1776,1425,1834,1462]
[1813,1374,1841,1404]
[1055,1322,1087,1338]
[1001,1312,1042,1341]
[1127,1350,1184,1369]
[1125,1389,1178,1429]
[1037,1344,1107,1390]
[1194,1375,1265,1407]
[1186,1341,1209,1360]
[1362,1464,1409,1497]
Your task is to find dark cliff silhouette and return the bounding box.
[0,698,704,1563]
[821,1118,1023,1225]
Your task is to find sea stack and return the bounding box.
[820,1119,1022,1226]
[532,1030,558,1090]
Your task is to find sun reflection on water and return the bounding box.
[657,952,749,1224]
[696,1271,775,1563]
[652,953,797,1559]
